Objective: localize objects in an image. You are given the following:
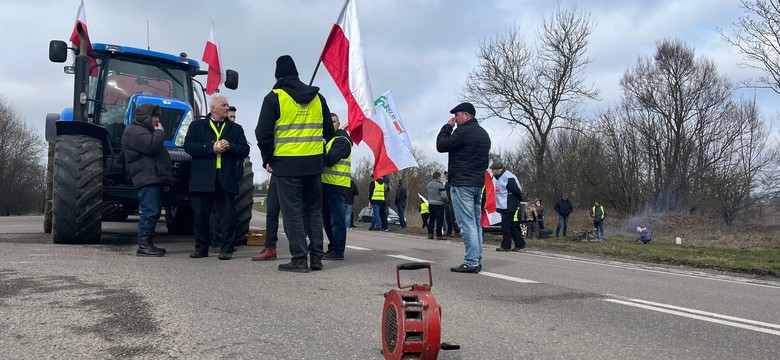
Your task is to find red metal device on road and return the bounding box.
[381,262,460,359]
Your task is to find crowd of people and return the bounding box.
[123,53,613,273]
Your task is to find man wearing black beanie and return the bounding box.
[255,55,335,272]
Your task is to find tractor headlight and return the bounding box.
[174,110,193,146]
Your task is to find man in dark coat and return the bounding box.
[255,55,334,272]
[121,104,174,257]
[345,178,359,228]
[437,102,491,273]
[490,161,525,252]
[184,94,250,260]
[394,179,407,229]
[554,194,573,237]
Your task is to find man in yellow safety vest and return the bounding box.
[321,113,353,260]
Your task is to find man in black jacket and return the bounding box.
[255,55,334,272]
[437,102,491,273]
[554,194,573,237]
[121,104,174,257]
[345,178,359,228]
[184,94,250,260]
[394,179,407,229]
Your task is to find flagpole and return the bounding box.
[308,59,322,86]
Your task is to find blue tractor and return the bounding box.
[44,29,254,244]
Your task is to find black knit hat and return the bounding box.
[275,55,299,78]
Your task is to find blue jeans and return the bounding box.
[344,204,354,227]
[371,202,381,229]
[556,215,569,237]
[323,192,347,255]
[451,186,483,267]
[594,220,604,237]
[137,184,163,237]
[397,204,406,228]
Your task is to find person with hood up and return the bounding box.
[255,55,334,272]
[121,104,174,257]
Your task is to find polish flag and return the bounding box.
[417,193,429,206]
[320,0,375,144]
[202,25,224,95]
[482,169,501,226]
[69,0,97,76]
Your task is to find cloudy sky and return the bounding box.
[1,0,776,183]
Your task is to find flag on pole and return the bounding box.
[364,90,418,179]
[69,0,97,76]
[320,0,374,144]
[202,25,224,95]
[481,168,501,226]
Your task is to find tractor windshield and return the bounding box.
[98,58,189,127]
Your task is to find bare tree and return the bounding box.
[620,39,734,211]
[701,98,777,225]
[719,0,780,94]
[462,5,599,195]
[0,96,47,215]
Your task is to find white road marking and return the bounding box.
[604,298,780,336]
[480,271,538,283]
[346,245,370,251]
[387,255,433,263]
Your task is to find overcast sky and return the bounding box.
[1,0,776,184]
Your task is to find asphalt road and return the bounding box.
[1,213,779,359]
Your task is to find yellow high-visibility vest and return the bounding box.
[420,203,429,214]
[371,182,385,201]
[273,89,323,157]
[322,135,351,187]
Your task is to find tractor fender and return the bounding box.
[54,120,111,156]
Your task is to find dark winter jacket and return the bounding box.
[322,129,353,195]
[255,76,334,177]
[436,119,491,187]
[184,114,250,194]
[345,178,359,205]
[554,198,573,216]
[394,184,407,207]
[121,116,174,188]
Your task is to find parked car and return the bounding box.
[357,206,400,225]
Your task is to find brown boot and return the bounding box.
[251,245,277,261]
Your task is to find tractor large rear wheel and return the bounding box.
[234,160,255,245]
[51,135,104,244]
[166,204,194,235]
[43,143,54,233]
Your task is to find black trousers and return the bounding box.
[500,211,525,249]
[191,181,236,255]
[421,213,429,228]
[275,174,324,261]
[427,204,445,236]
[444,202,459,235]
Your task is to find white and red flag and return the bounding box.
[417,193,429,206]
[69,0,97,76]
[320,0,375,144]
[481,168,501,226]
[366,90,418,179]
[202,25,224,95]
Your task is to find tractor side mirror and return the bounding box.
[225,69,239,90]
[49,40,68,63]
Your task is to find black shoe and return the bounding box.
[427,234,434,239]
[218,253,233,260]
[322,252,344,260]
[450,263,480,273]
[511,247,526,252]
[310,259,324,271]
[278,261,310,273]
[189,252,208,258]
[495,247,510,252]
